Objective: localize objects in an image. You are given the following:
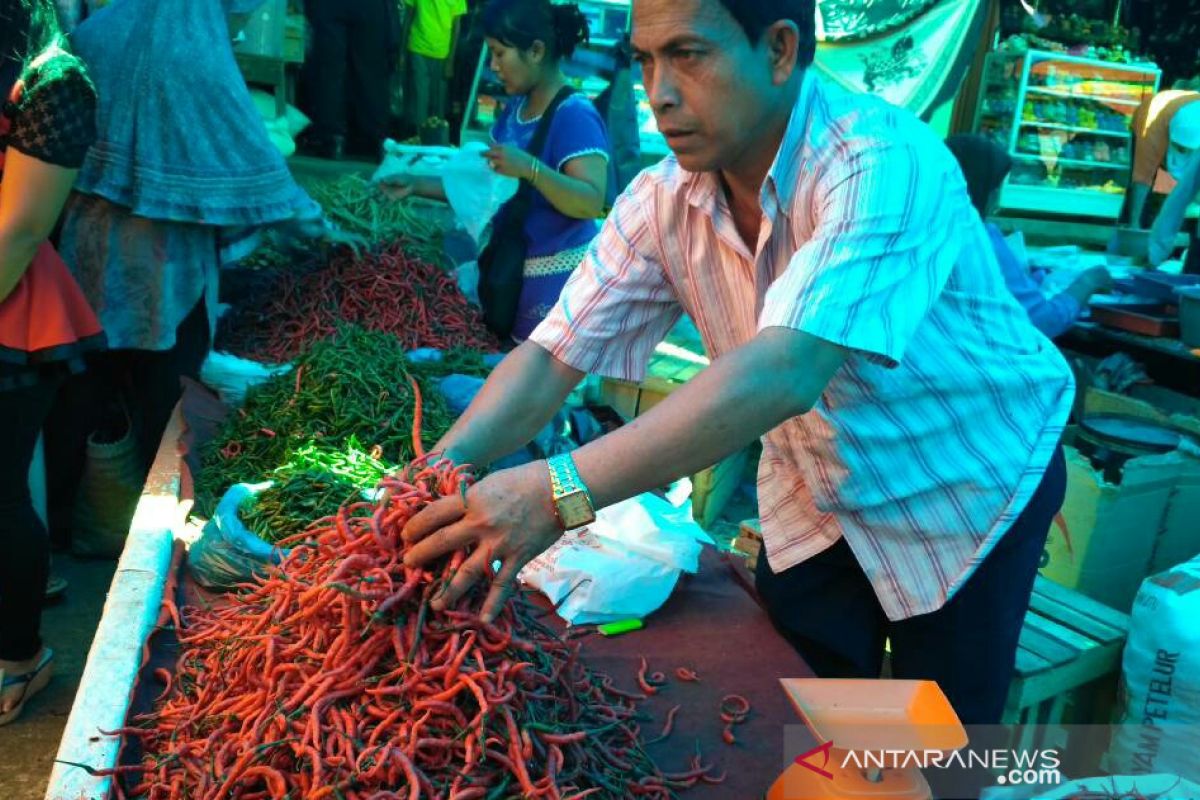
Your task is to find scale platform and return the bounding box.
[769,680,968,800]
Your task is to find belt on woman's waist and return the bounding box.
[524,244,591,278]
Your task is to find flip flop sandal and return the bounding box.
[0,648,54,726]
[45,574,68,602]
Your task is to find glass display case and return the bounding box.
[460,0,669,164]
[973,49,1160,219]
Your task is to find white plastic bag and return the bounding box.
[201,351,289,406]
[372,141,517,246]
[442,143,519,245]
[372,141,457,183]
[518,491,712,625]
[1106,556,1200,782]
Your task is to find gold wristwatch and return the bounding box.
[547,453,596,530]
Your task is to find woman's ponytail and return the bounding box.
[481,0,590,61]
[550,3,589,59]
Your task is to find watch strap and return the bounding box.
[547,453,593,505]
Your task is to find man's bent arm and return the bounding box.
[573,326,847,509]
[434,340,585,468]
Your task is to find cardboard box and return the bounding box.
[1041,389,1200,611]
[1083,389,1200,576]
[1040,442,1179,612]
[232,0,287,59]
[734,519,762,569]
[692,448,750,529]
[598,346,706,422]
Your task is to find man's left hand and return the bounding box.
[402,461,563,622]
[485,144,535,181]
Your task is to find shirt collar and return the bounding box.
[763,70,816,215]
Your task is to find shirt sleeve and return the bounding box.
[528,173,681,381]
[1133,100,1168,186]
[1150,147,1200,265]
[758,138,961,367]
[988,225,1080,338]
[451,0,467,16]
[544,97,610,172]
[8,61,96,169]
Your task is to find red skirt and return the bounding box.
[0,241,104,367]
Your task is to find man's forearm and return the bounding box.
[436,341,584,467]
[1129,182,1151,229]
[1150,152,1200,265]
[414,176,448,202]
[572,327,847,509]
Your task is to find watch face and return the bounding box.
[556,490,596,529]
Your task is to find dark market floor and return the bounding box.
[1,557,118,800]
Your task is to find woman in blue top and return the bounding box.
[946,134,1112,339]
[385,0,610,341]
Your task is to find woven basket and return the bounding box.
[71,426,143,559]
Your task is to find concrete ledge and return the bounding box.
[45,407,187,800]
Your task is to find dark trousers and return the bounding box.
[44,299,210,546]
[303,0,396,147]
[405,51,447,129]
[755,448,1067,726]
[0,374,62,661]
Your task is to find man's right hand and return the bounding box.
[1080,266,1114,296]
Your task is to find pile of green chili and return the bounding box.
[195,324,491,524]
[236,439,389,544]
[297,173,450,266]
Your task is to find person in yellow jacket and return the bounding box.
[404,0,468,130]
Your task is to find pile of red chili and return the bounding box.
[217,244,497,364]
[105,456,724,799]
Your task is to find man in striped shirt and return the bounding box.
[403,0,1073,725]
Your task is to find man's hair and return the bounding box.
[715,0,817,67]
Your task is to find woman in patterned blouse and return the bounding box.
[0,0,102,725]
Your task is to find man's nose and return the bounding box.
[647,67,681,113]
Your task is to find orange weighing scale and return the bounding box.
[768,680,969,800]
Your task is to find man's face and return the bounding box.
[631,0,791,174]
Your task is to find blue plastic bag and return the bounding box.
[188,482,285,590]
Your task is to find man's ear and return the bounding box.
[763,20,801,85]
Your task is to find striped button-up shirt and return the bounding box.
[529,73,1074,621]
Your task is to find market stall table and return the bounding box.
[47,390,817,799]
[127,550,814,798]
[1061,320,1200,395]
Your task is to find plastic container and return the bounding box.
[1131,272,1200,304]
[1179,287,1200,347]
[1089,302,1181,338]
